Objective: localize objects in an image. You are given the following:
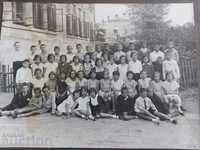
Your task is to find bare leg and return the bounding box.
[100,112,118,119]
[137,112,160,125]
[153,111,178,124]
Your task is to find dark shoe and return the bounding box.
[172,119,178,124]
[181,106,187,112]
[11,111,17,119]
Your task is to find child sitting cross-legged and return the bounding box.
[116,87,137,121]
[11,88,47,118]
[135,88,178,125]
[73,86,95,121]
[89,88,118,119]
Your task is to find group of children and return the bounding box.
[0,41,184,124]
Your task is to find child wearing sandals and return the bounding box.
[162,72,184,115]
[89,88,118,119]
[57,89,80,118]
[135,88,177,125]
[73,87,95,121]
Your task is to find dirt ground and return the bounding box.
[0,88,199,148]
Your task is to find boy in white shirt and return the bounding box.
[16,59,32,92]
[135,88,177,125]
[149,44,165,63]
[128,51,142,81]
[66,45,75,63]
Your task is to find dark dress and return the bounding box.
[89,95,110,116]
[56,80,69,106]
[57,63,72,78]
[153,62,164,81]
[115,95,135,116]
[2,92,31,111]
[148,93,169,114]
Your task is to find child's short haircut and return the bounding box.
[80,86,88,96]
[34,87,41,93]
[42,85,50,91]
[33,55,42,61]
[130,51,138,57]
[60,54,67,60]
[30,45,36,49]
[73,89,80,96]
[34,68,42,76]
[48,71,56,79]
[121,86,128,94]
[113,71,120,76]
[89,88,97,95]
[72,55,79,62]
[54,46,60,51]
[47,53,55,61]
[76,43,82,48]
[126,71,134,77]
[166,71,174,79]
[23,59,29,63]
[139,88,147,94]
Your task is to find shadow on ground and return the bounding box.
[0,88,199,148]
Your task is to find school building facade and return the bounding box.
[1,2,96,52]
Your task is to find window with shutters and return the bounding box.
[33,3,48,29]
[47,5,56,31]
[12,2,24,25]
[66,14,73,35]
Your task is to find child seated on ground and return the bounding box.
[89,88,118,119]
[0,84,31,116]
[57,89,80,118]
[162,72,184,116]
[138,71,151,91]
[135,88,177,125]
[11,88,45,118]
[99,69,113,113]
[111,71,124,112]
[115,87,137,121]
[73,87,95,121]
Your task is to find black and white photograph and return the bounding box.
[0,0,199,149]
